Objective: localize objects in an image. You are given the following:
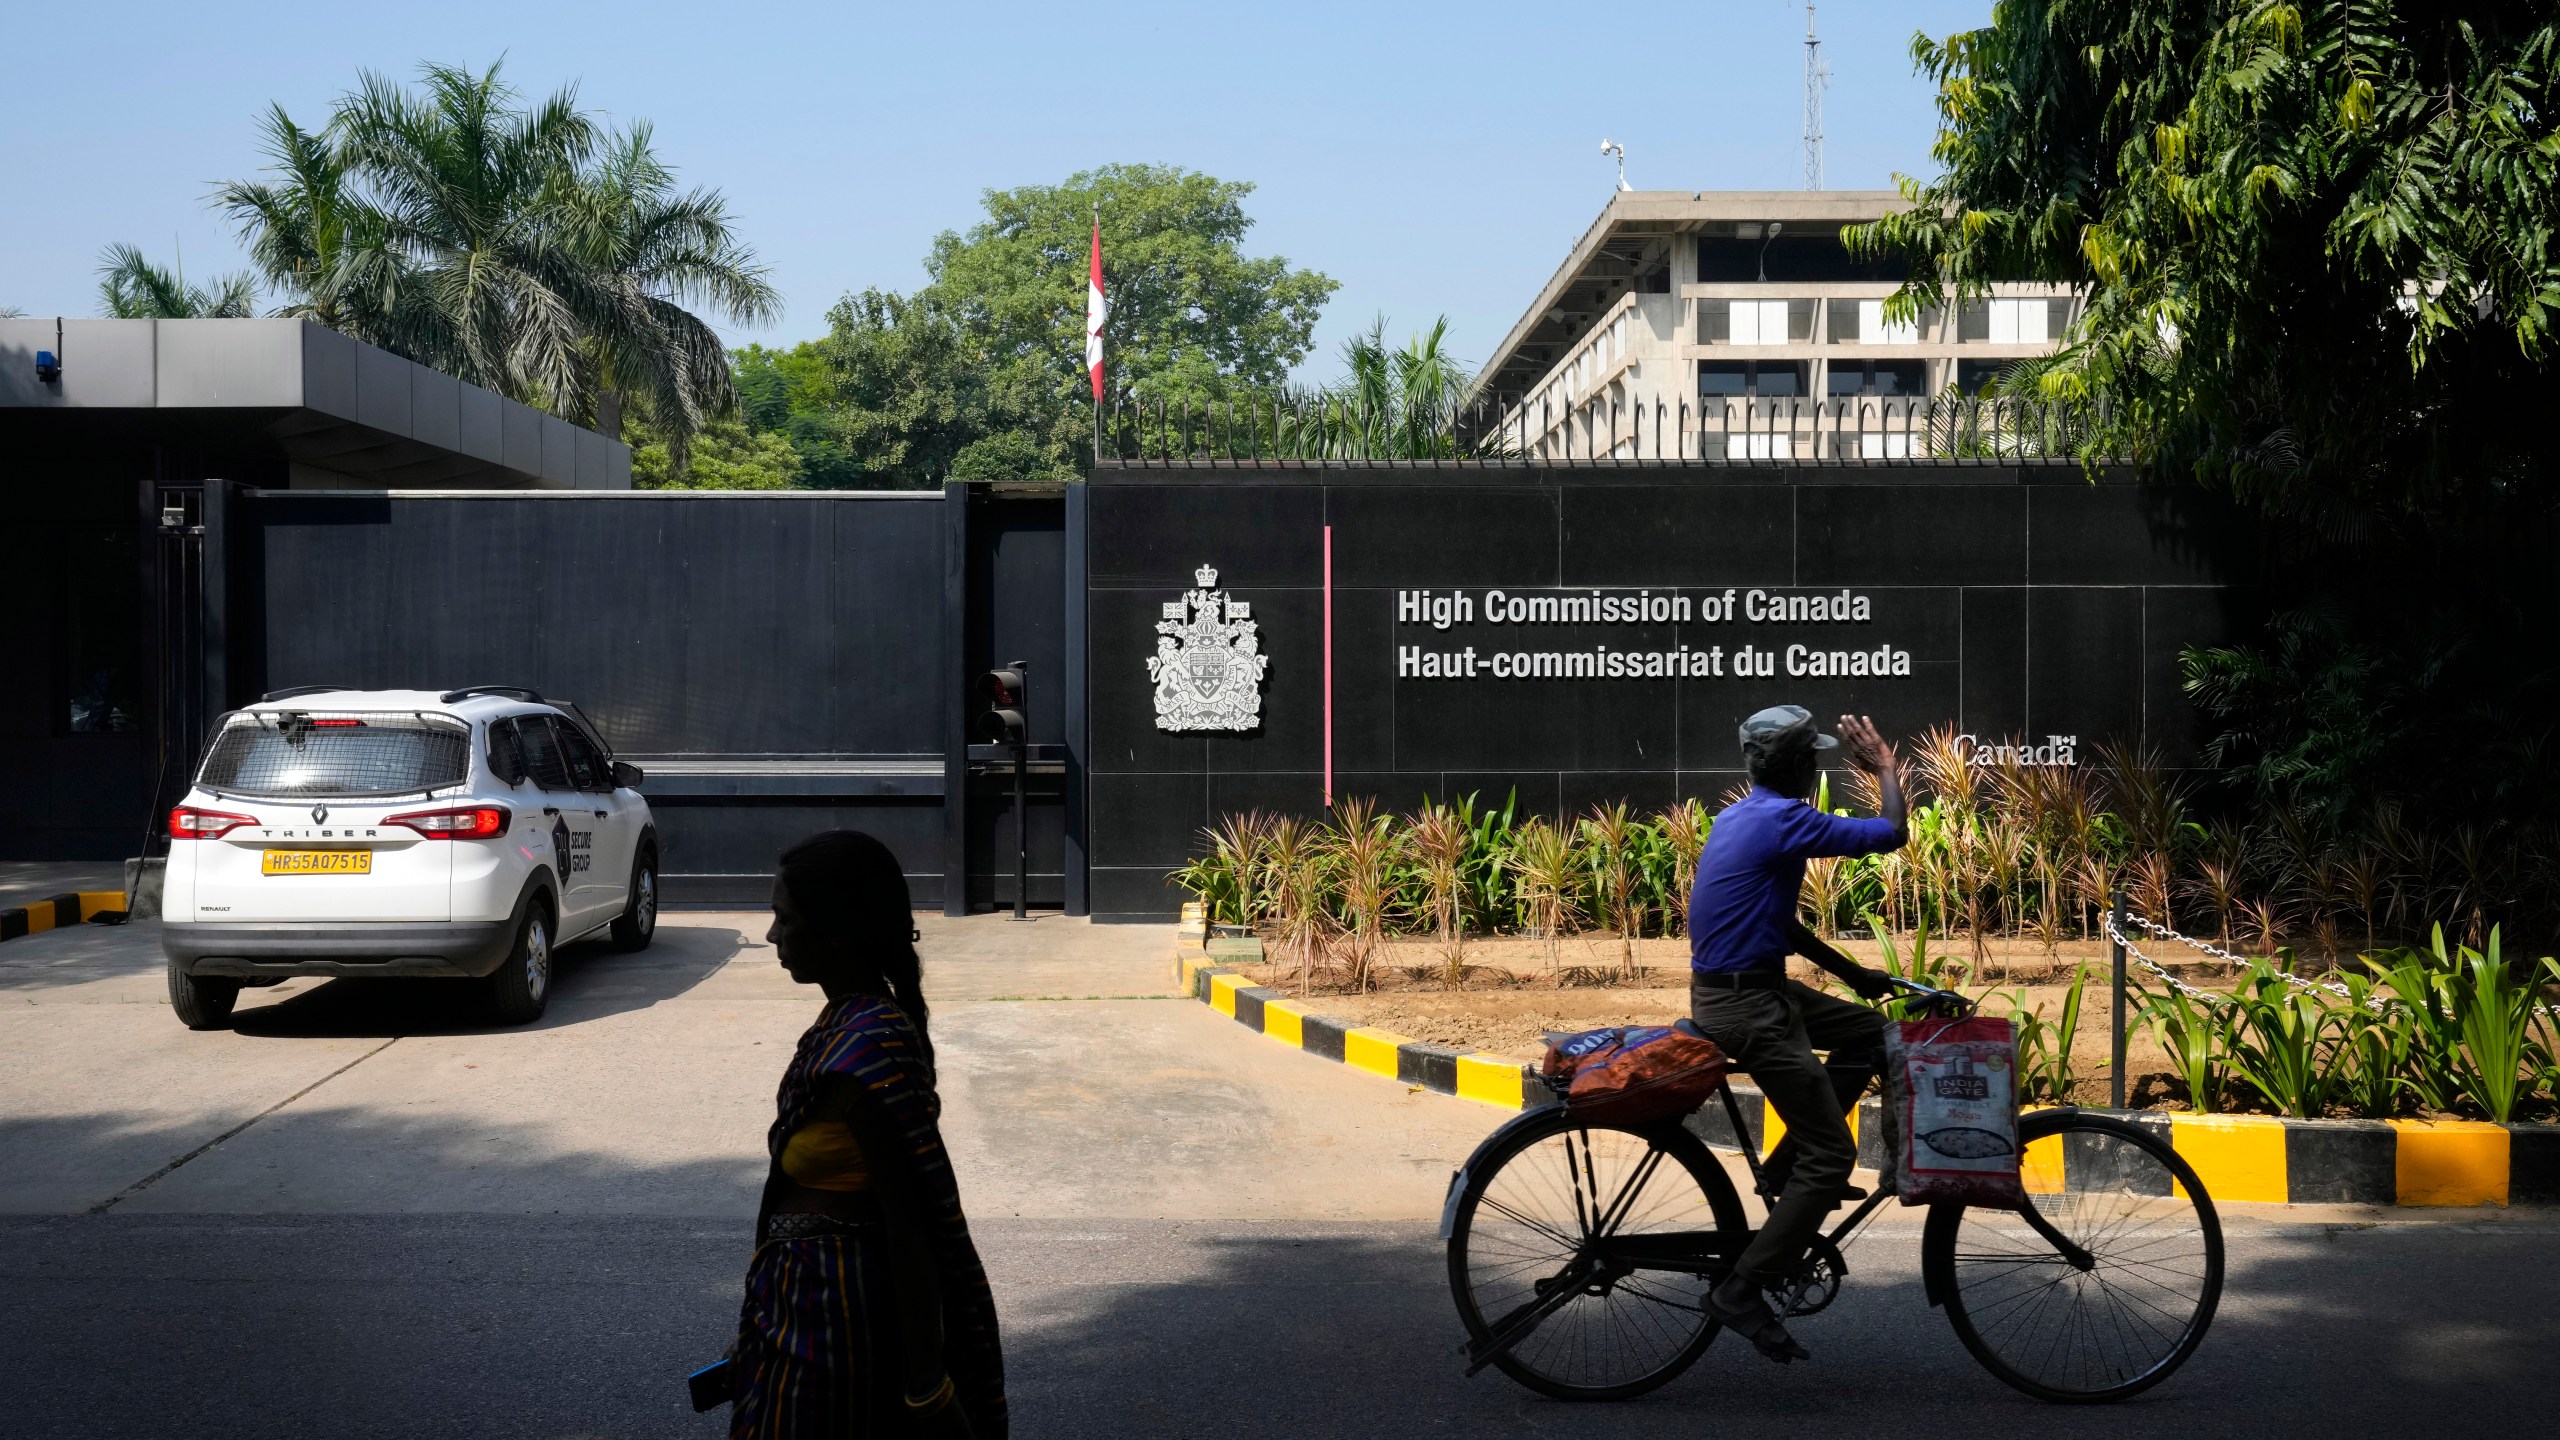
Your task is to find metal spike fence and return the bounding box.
[1097,392,2122,467]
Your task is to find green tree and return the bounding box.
[639,164,1331,490]
[808,287,1047,488]
[631,418,800,489]
[793,159,1331,479]
[929,164,1336,415]
[733,341,864,487]
[1851,1,2560,521]
[95,244,256,318]
[216,61,775,467]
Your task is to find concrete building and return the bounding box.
[0,317,630,859]
[1475,192,2077,460]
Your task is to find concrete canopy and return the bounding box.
[0,318,628,490]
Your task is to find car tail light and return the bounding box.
[384,805,511,840]
[170,806,260,840]
[310,718,365,727]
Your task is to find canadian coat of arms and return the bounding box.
[1150,564,1267,731]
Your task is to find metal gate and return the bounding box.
[142,482,205,860]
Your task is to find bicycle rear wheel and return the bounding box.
[1923,1110,2223,1403]
[1446,1109,1749,1400]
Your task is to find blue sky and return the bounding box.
[8,0,1989,381]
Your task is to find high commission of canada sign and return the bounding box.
[1392,587,1912,681]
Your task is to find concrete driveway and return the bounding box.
[1,911,2551,1438]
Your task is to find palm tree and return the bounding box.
[1330,314,1472,458]
[325,62,602,407]
[95,244,256,318]
[555,121,779,451]
[212,105,413,339]
[216,61,775,465]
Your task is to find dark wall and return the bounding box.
[254,491,956,899]
[0,415,288,861]
[1084,462,2263,921]
[0,470,153,859]
[257,492,946,755]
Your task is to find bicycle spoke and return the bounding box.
[1938,1120,2221,1401]
[1454,1121,1727,1398]
[1474,1193,1584,1254]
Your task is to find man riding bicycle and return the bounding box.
[1687,705,1908,1364]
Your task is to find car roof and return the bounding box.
[227,689,614,757]
[232,689,548,719]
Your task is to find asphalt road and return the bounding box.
[3,910,2551,1438]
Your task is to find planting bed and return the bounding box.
[1228,931,2202,1105]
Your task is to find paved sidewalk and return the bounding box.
[0,911,1494,1219]
[0,860,124,910]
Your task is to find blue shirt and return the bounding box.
[1688,786,1903,974]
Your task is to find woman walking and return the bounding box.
[729,831,1006,1438]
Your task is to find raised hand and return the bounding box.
[1838,714,1898,776]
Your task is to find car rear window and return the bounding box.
[197,713,472,798]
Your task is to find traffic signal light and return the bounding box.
[977,663,1027,745]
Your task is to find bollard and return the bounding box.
[2109,887,2128,1110]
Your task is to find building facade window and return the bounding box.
[1956,359,2013,395]
[1825,359,1929,397]
[1956,297,2070,344]
[1698,299,1814,344]
[1854,299,1922,345]
[1698,360,1809,398]
[1695,226,1907,283]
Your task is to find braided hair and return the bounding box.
[774,830,931,1071]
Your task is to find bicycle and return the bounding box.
[1443,979,2222,1405]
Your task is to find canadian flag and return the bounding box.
[1085,218,1106,402]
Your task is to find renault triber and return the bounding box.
[160,686,658,1029]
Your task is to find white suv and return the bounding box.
[160,686,658,1029]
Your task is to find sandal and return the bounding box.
[1704,1287,1811,1364]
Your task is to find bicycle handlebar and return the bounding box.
[1885,976,1977,1016]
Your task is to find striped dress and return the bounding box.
[731,995,1007,1438]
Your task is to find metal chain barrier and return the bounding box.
[2100,911,2225,1002]
[2105,909,2386,1011]
[2117,912,2367,1002]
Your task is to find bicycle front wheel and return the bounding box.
[1446,1109,1749,1400]
[1923,1110,2223,1403]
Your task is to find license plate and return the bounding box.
[262,849,371,875]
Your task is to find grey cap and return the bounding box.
[1738,704,1838,758]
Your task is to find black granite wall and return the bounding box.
[1084,462,2262,921]
[255,491,957,902]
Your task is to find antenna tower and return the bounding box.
[1803,3,1828,189]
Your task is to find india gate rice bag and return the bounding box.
[1885,1015,2028,1208]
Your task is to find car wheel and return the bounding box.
[487,900,553,1025]
[168,962,241,1031]
[610,848,658,953]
